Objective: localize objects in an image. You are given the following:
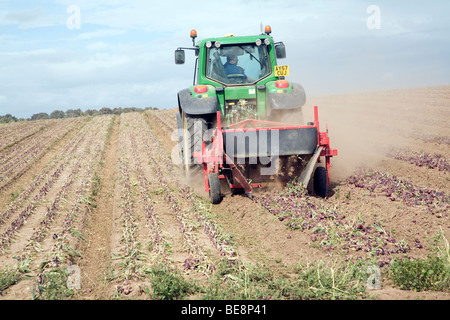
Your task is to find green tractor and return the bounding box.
[174,26,337,203]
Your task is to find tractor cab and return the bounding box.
[175,27,299,126]
[175,26,286,88]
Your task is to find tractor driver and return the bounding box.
[224,54,253,82]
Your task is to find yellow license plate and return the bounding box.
[274,65,289,77]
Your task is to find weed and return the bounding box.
[291,259,369,300]
[147,264,197,300]
[389,230,450,292]
[31,266,74,300]
[0,260,31,293]
[389,255,449,292]
[9,187,24,202]
[202,259,370,300]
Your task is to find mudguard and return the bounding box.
[177,85,218,116]
[266,82,306,111]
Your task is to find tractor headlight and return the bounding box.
[214,41,221,48]
[205,41,212,48]
[264,38,271,46]
[255,39,262,46]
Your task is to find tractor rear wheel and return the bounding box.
[208,173,222,204]
[180,112,208,179]
[313,166,328,198]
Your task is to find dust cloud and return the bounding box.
[301,88,433,183]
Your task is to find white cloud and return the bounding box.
[4,6,42,22]
[0,5,59,29]
[77,28,126,40]
[0,34,17,41]
[86,41,110,51]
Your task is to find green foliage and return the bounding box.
[147,264,197,300]
[203,261,275,300]
[389,230,450,292]
[31,112,50,120]
[9,106,152,121]
[202,259,370,300]
[0,114,18,123]
[0,261,31,292]
[65,108,83,118]
[389,254,450,292]
[32,267,74,300]
[50,110,65,119]
[9,187,24,202]
[277,260,369,300]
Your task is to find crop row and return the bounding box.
[36,116,112,265]
[0,118,81,171]
[0,144,87,253]
[143,113,239,264]
[111,114,172,282]
[348,170,449,217]
[124,112,239,273]
[128,133,167,262]
[117,154,148,280]
[0,129,86,228]
[141,111,246,266]
[0,118,85,191]
[0,119,58,151]
[29,116,113,296]
[147,110,176,134]
[0,116,112,257]
[0,117,99,228]
[132,114,214,272]
[387,148,449,172]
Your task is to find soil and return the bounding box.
[0,85,449,300]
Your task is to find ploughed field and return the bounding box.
[0,85,449,300]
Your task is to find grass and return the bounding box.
[146,264,197,300]
[0,260,31,293]
[200,259,372,300]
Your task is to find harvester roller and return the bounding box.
[193,107,337,203]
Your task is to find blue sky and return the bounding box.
[1,0,449,119]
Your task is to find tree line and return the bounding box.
[0,107,159,123]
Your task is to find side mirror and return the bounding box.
[175,49,185,64]
[275,43,286,59]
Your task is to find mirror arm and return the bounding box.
[177,46,199,56]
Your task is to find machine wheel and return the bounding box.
[180,112,208,179]
[313,166,328,198]
[208,173,222,204]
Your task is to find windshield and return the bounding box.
[206,44,271,85]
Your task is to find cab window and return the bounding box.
[206,44,271,85]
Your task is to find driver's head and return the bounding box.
[227,54,238,64]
